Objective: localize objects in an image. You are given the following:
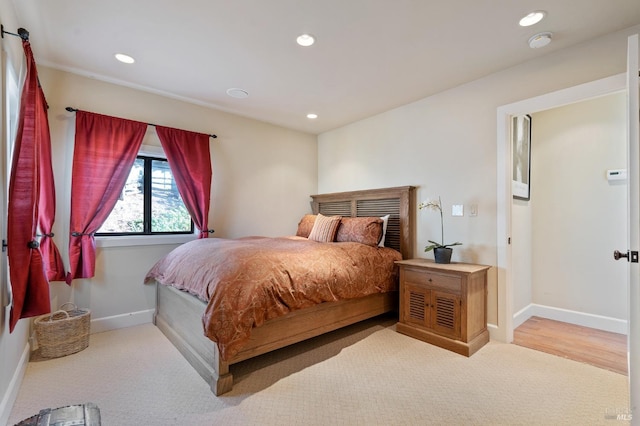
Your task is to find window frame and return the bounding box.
[95,145,197,247]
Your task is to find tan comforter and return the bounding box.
[145,236,401,360]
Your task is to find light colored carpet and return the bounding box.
[8,317,629,425]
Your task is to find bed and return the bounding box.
[147,186,415,395]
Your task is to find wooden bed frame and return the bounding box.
[154,186,416,395]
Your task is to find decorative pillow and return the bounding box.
[308,213,341,242]
[378,214,390,247]
[296,214,317,238]
[336,217,384,247]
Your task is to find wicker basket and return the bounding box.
[34,303,90,358]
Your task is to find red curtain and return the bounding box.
[37,81,66,283]
[66,111,146,283]
[7,40,60,331]
[155,127,213,238]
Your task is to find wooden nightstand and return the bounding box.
[395,258,490,356]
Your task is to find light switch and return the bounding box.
[452,204,464,216]
[469,204,478,217]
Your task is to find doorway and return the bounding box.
[513,92,627,331]
[495,32,639,417]
[506,89,628,374]
[495,73,627,343]
[514,316,627,374]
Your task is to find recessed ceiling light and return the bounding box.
[306,113,318,119]
[528,32,553,49]
[296,34,315,47]
[226,88,249,99]
[114,53,135,64]
[519,11,546,27]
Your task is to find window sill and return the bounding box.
[95,234,197,248]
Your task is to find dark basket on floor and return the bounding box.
[34,303,90,358]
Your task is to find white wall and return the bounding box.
[530,93,627,319]
[318,24,640,327]
[0,63,317,420]
[0,8,636,422]
[512,198,533,315]
[0,3,32,424]
[38,66,317,323]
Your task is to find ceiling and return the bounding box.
[8,0,640,134]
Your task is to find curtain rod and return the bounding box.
[1,25,29,41]
[65,107,217,139]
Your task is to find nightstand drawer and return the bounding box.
[403,268,461,295]
[396,259,490,356]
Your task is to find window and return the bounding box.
[96,155,193,235]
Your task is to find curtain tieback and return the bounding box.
[27,240,40,249]
[71,231,94,237]
[201,229,215,235]
[37,232,55,237]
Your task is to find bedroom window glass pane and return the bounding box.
[97,158,145,233]
[96,156,193,235]
[151,159,191,232]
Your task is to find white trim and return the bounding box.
[40,61,242,129]
[496,73,626,343]
[96,234,195,248]
[0,341,29,426]
[90,309,155,334]
[513,305,534,330]
[95,143,197,248]
[626,33,640,415]
[0,312,155,423]
[139,144,165,158]
[487,323,499,340]
[496,99,513,343]
[514,303,628,335]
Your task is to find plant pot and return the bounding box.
[433,247,453,264]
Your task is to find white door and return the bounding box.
[0,45,10,323]
[0,43,6,321]
[0,46,20,326]
[625,33,639,422]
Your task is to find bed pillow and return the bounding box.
[296,214,317,238]
[308,213,342,242]
[378,214,390,247]
[336,217,384,247]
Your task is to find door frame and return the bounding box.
[625,33,639,421]
[494,73,626,343]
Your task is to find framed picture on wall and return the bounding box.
[512,114,531,201]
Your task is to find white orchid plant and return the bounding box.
[418,196,462,252]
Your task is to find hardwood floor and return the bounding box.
[513,316,628,375]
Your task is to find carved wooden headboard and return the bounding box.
[310,186,416,259]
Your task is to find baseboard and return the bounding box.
[0,341,30,426]
[90,309,155,334]
[514,303,627,335]
[513,305,535,330]
[487,323,499,341]
[0,310,153,423]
